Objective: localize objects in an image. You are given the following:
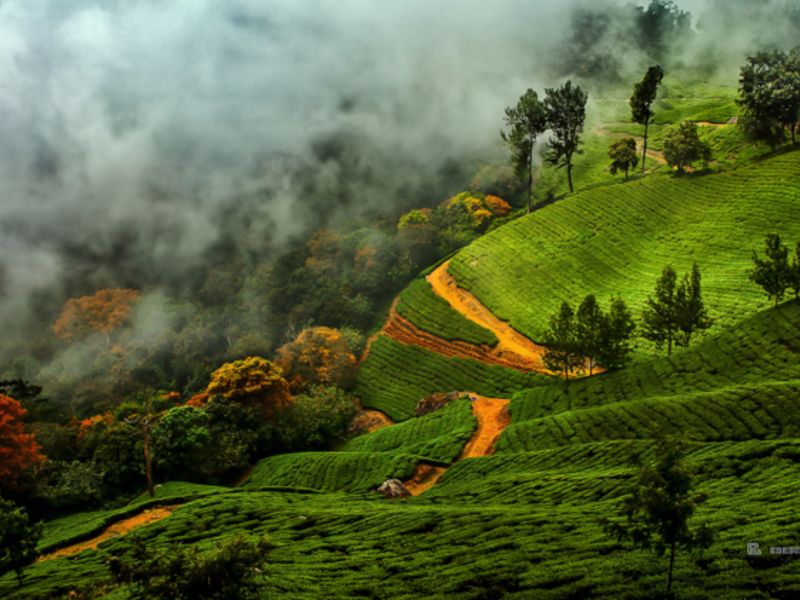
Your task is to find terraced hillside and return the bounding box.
[7,298,800,599]
[449,149,800,355]
[5,81,800,599]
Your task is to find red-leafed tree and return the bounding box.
[53,288,140,344]
[0,395,44,492]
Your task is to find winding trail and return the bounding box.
[427,261,549,371]
[363,260,552,374]
[402,394,511,496]
[38,505,181,562]
[459,396,511,459]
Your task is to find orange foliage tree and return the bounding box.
[206,356,292,418]
[53,288,140,344]
[276,327,358,391]
[445,192,512,231]
[0,395,44,492]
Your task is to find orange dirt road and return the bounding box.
[460,395,510,459]
[403,394,511,496]
[427,261,550,373]
[403,463,448,496]
[38,505,180,561]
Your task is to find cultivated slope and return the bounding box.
[450,150,800,354]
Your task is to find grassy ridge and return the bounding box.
[510,300,800,421]
[428,438,800,505]
[395,279,498,346]
[450,150,800,357]
[242,452,419,492]
[355,335,549,420]
[500,380,800,452]
[342,399,475,460]
[37,482,228,554]
[7,446,800,598]
[244,399,476,492]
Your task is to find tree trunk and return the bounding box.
[792,123,797,146]
[567,160,574,194]
[667,334,673,356]
[527,147,533,214]
[143,425,155,498]
[16,569,23,587]
[642,116,649,174]
[625,166,629,180]
[666,540,677,593]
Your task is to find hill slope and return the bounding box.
[450,149,800,355]
[5,83,800,599]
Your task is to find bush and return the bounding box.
[267,385,358,452]
[108,534,271,599]
[151,406,211,481]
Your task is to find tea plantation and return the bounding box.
[4,82,800,599]
[449,150,800,355]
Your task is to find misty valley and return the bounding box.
[2,1,800,598]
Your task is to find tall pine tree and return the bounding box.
[543,302,583,381]
[749,233,791,306]
[544,81,588,194]
[630,65,664,174]
[642,266,678,355]
[675,263,712,348]
[501,89,547,214]
[576,295,603,375]
[597,297,636,369]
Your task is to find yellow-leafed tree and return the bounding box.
[206,356,292,418]
[276,327,357,391]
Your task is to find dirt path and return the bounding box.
[38,505,181,561]
[426,261,550,373]
[593,125,667,165]
[402,394,511,496]
[459,395,511,459]
[403,463,448,495]
[695,121,730,128]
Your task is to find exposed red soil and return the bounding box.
[403,463,448,495]
[426,261,552,372]
[38,505,181,562]
[402,394,512,496]
[384,308,545,372]
[459,395,511,459]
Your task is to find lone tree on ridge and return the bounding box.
[630,65,664,174]
[502,89,548,213]
[544,80,588,194]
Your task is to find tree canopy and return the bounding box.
[544,81,588,194]
[206,356,292,419]
[0,498,42,587]
[738,48,800,148]
[749,234,792,306]
[53,288,140,344]
[0,394,43,493]
[630,65,664,174]
[608,137,639,179]
[502,89,547,213]
[663,121,712,173]
[603,436,713,594]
